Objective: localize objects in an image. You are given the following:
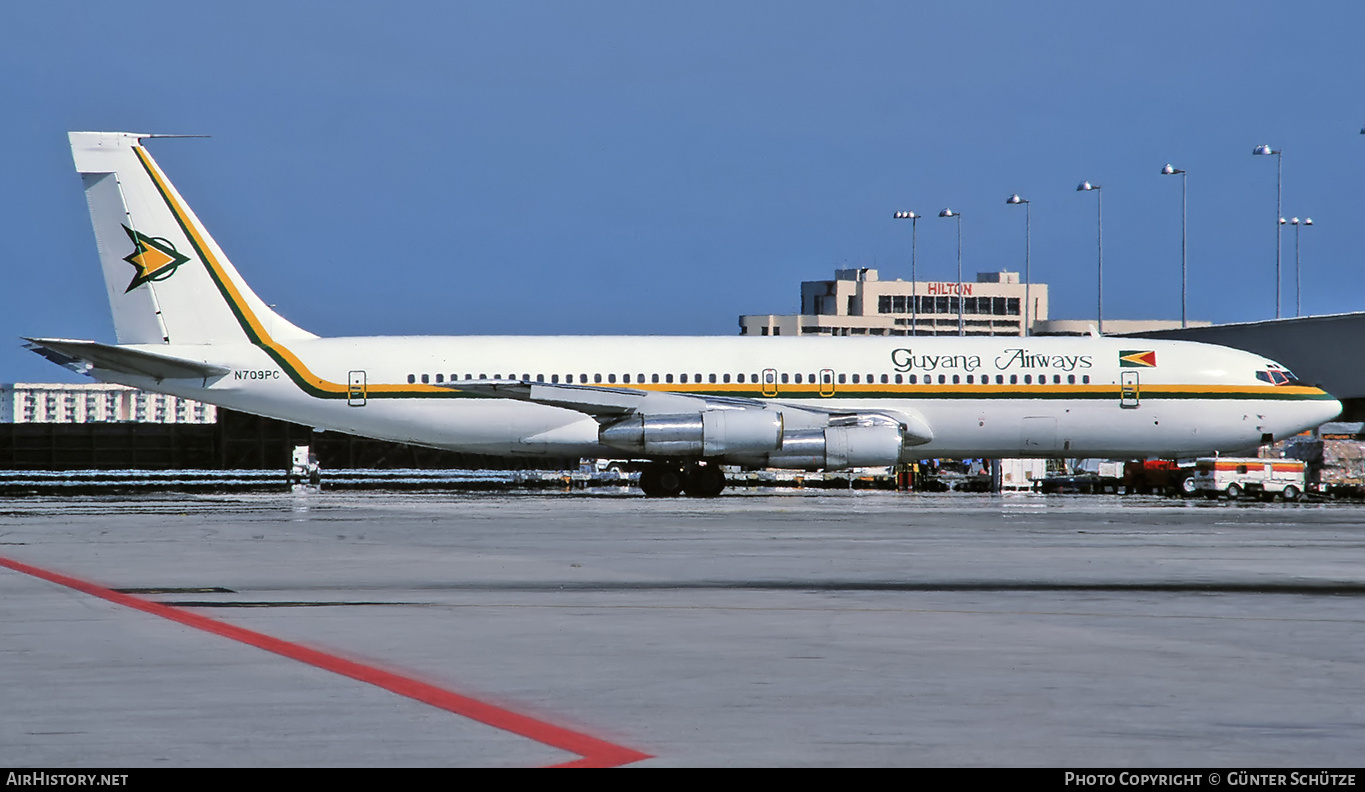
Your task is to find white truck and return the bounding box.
[1186,457,1306,500]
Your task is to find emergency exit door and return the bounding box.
[819,369,836,397]
[761,368,778,397]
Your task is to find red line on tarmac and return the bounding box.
[0,554,651,768]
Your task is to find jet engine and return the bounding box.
[599,410,784,457]
[730,423,905,470]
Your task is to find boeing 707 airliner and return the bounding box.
[26,132,1341,496]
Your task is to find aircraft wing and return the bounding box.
[24,338,230,381]
[442,379,933,444]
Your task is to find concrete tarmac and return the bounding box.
[1,489,1363,767]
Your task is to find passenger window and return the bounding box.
[852,374,860,384]
[552,374,560,383]
[1082,375,1090,384]
[622,374,631,384]
[653,374,660,384]
[938,374,946,384]
[607,374,616,383]
[837,374,845,384]
[795,373,802,384]
[894,374,903,384]
[1010,375,1017,384]
[421,374,430,384]
[435,374,444,383]
[709,374,717,384]
[966,375,973,384]
[723,374,731,383]
[579,374,588,383]
[781,373,789,384]
[996,375,1004,385]
[952,375,960,385]
[1068,375,1075,384]
[1024,375,1032,384]
[594,374,602,383]
[880,374,889,384]
[666,374,674,383]
[909,375,917,384]
[680,374,689,384]
[407,374,416,384]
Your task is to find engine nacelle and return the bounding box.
[731,423,905,470]
[600,410,783,457]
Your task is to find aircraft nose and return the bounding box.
[1316,395,1344,426]
[1295,389,1343,433]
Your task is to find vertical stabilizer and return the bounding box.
[69,132,314,346]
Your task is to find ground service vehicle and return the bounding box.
[1187,457,1306,500]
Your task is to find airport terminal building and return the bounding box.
[740,267,1201,337]
[0,383,216,424]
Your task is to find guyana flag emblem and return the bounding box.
[1119,350,1157,368]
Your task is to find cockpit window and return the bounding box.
[1255,366,1301,386]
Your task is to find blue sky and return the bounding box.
[4,1,1363,381]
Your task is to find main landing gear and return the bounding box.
[638,462,728,498]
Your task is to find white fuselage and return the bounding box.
[104,334,1341,462]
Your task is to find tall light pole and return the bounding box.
[1161,164,1187,328]
[1253,144,1283,318]
[1286,216,1313,317]
[893,210,920,334]
[1005,194,1030,336]
[939,208,963,336]
[1076,181,1103,335]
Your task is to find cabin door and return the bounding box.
[1120,371,1139,408]
[818,368,836,397]
[348,370,367,407]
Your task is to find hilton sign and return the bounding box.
[923,282,973,295]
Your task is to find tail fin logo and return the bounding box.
[121,225,190,293]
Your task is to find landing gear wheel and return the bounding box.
[639,464,687,497]
[683,464,727,498]
[1225,483,1242,500]
[1282,484,1301,502]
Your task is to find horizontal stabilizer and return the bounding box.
[24,338,230,381]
